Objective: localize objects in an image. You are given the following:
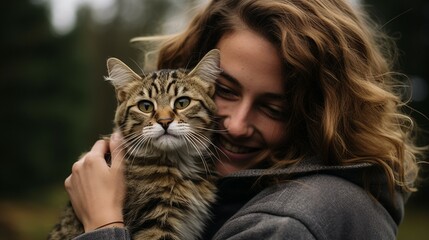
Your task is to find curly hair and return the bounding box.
[149,0,423,192]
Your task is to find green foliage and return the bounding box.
[0,1,91,197]
[0,0,182,197]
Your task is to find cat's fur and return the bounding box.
[48,49,221,240]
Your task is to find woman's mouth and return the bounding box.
[215,136,266,175]
[218,136,261,155]
[221,139,259,154]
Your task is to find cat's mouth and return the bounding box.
[159,133,177,138]
[218,137,261,154]
[152,133,183,151]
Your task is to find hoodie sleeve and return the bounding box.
[73,228,131,240]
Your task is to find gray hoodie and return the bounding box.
[74,157,406,240]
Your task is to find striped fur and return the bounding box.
[48,49,221,240]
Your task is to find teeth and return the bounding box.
[221,139,257,154]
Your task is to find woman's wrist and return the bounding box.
[83,209,125,232]
[94,220,125,230]
[84,219,125,232]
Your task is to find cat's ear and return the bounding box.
[105,57,142,102]
[188,49,221,96]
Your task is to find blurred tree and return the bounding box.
[0,0,91,197]
[0,0,197,197]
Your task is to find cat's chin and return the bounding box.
[153,134,185,151]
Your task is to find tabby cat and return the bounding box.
[48,49,221,240]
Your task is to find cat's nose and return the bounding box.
[157,118,173,130]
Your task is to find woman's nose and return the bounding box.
[223,104,254,138]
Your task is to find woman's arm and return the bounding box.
[64,132,126,233]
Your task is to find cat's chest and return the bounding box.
[124,163,217,204]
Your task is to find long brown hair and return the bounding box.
[151,0,423,192]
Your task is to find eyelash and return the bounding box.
[215,83,285,120]
[260,105,284,120]
[215,83,238,100]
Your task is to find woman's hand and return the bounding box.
[64,131,126,232]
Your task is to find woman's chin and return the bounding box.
[215,146,262,176]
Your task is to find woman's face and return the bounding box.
[214,29,286,176]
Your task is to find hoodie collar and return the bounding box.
[220,156,407,225]
[223,155,372,178]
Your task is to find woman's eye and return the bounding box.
[138,100,154,113]
[260,104,285,120]
[215,83,238,99]
[174,97,191,109]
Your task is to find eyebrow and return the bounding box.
[219,70,240,85]
[219,70,286,101]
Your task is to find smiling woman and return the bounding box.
[61,0,424,239]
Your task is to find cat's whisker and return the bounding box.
[116,132,140,150]
[183,135,212,176]
[113,131,143,165]
[125,133,142,152]
[130,58,147,78]
[187,134,222,172]
[188,132,228,171]
[194,126,228,133]
[113,132,142,161]
[205,118,223,126]
[127,135,149,167]
[189,130,229,163]
[110,136,139,167]
[182,134,193,157]
[184,130,224,176]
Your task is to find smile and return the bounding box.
[219,137,260,154]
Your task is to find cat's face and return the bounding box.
[106,50,221,157]
[118,69,214,153]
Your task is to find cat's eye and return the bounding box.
[138,100,154,113]
[174,97,191,109]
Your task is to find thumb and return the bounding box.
[110,131,125,169]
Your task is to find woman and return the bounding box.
[65,0,423,239]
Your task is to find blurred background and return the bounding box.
[0,0,427,239]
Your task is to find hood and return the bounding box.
[220,156,407,225]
